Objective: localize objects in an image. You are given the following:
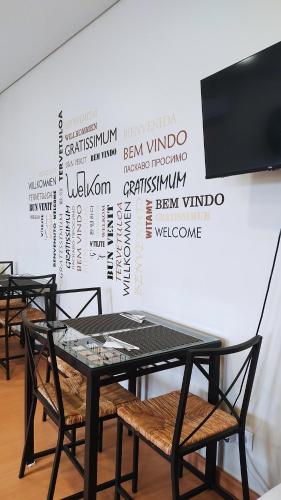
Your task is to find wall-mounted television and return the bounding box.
[201,41,281,179]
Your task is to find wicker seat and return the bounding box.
[0,298,25,310]
[54,357,83,379]
[39,376,138,426]
[54,355,112,382]
[115,336,262,500]
[118,391,237,456]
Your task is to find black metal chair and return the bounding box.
[19,316,86,500]
[42,287,102,422]
[0,274,56,380]
[42,287,137,453]
[44,286,102,321]
[0,261,13,275]
[43,286,102,381]
[19,315,138,500]
[115,335,262,500]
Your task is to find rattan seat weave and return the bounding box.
[0,307,45,326]
[38,377,138,426]
[50,356,110,382]
[117,391,237,455]
[0,298,25,310]
[55,358,83,380]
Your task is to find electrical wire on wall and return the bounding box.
[256,229,281,336]
[247,229,281,493]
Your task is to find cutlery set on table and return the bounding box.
[48,313,148,366]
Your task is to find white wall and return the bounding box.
[1,0,281,494]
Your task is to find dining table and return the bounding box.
[0,274,57,379]
[0,274,55,297]
[23,310,221,500]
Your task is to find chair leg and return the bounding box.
[171,456,180,500]
[43,362,51,422]
[20,325,25,347]
[98,419,103,453]
[47,428,64,500]
[178,460,183,478]
[128,377,137,437]
[70,428,76,457]
[239,432,250,500]
[19,396,37,478]
[132,432,139,493]
[114,419,123,500]
[4,325,10,380]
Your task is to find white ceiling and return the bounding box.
[0,0,118,94]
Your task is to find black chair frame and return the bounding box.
[0,261,13,275]
[115,335,262,500]
[43,287,105,448]
[19,316,87,500]
[0,274,56,380]
[44,286,102,321]
[20,314,139,500]
[43,287,136,455]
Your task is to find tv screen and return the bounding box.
[201,41,281,179]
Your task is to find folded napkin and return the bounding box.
[103,336,139,350]
[120,312,145,323]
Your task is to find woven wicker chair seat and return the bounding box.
[48,357,110,382]
[0,307,45,326]
[38,376,138,426]
[0,298,25,311]
[55,358,83,379]
[117,391,237,455]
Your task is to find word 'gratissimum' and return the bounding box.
[123,171,186,197]
[64,128,117,156]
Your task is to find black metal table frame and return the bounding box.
[23,313,221,500]
[0,274,57,379]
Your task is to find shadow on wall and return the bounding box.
[250,282,281,490]
[224,168,281,230]
[247,170,281,230]
[105,286,113,312]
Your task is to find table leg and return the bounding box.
[24,336,35,465]
[205,355,220,488]
[128,372,137,436]
[128,372,137,396]
[83,372,100,500]
[4,324,10,380]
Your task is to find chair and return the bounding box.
[42,286,137,452]
[42,287,102,420]
[0,274,56,380]
[0,261,13,275]
[115,335,262,500]
[19,316,138,500]
[43,286,102,380]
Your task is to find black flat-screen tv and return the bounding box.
[201,41,281,179]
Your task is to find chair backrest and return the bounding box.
[172,335,262,454]
[0,261,13,274]
[22,313,65,423]
[44,287,102,321]
[5,274,56,325]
